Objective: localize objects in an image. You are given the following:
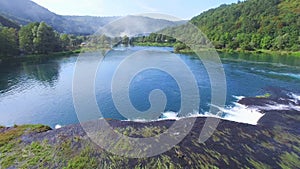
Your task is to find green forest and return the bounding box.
[1,0,300,59]
[0,16,84,59]
[191,0,300,51]
[132,0,300,54]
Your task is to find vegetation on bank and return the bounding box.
[0,124,51,147]
[132,42,174,47]
[0,17,85,60]
[131,34,300,57]
[130,32,300,56]
[190,0,300,52]
[179,47,300,57]
[130,0,300,56]
[0,50,82,64]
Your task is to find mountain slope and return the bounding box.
[0,15,20,29]
[190,0,300,51]
[97,15,186,37]
[0,0,86,34]
[0,0,64,27]
[0,0,185,35]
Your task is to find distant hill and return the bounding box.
[190,0,300,51]
[0,0,113,34]
[0,0,69,31]
[63,15,119,34]
[97,15,187,37]
[0,0,185,35]
[0,15,20,29]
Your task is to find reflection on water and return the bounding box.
[22,62,59,85]
[0,59,60,93]
[220,52,300,67]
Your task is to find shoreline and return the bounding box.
[1,46,299,65]
[0,49,82,64]
[133,43,300,57]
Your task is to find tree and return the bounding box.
[189,0,300,51]
[273,34,289,50]
[60,34,71,51]
[19,22,39,54]
[174,43,187,52]
[260,35,273,49]
[122,35,129,45]
[0,27,18,57]
[19,22,61,54]
[250,34,262,49]
[33,22,58,54]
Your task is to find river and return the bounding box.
[0,46,299,128]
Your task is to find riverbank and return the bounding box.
[181,48,300,57]
[133,42,300,57]
[0,49,82,64]
[217,48,300,57]
[1,90,299,168]
[132,42,174,47]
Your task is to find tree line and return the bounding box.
[0,22,85,59]
[190,0,300,51]
[131,0,300,53]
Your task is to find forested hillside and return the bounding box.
[0,15,20,29]
[190,0,300,51]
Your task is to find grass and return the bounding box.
[20,141,53,168]
[247,158,271,169]
[64,147,98,169]
[0,124,51,146]
[0,124,51,165]
[278,152,300,169]
[261,142,276,151]
[256,93,271,98]
[0,114,299,168]
[0,124,51,168]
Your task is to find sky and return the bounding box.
[31,0,238,20]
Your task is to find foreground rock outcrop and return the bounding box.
[0,88,299,168]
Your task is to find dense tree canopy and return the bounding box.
[190,0,300,51]
[1,20,84,59]
[0,27,18,57]
[130,0,299,53]
[19,22,38,54]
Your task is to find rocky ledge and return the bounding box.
[0,88,299,169]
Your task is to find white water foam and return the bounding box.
[130,104,264,125]
[289,93,300,104]
[160,111,179,120]
[126,93,300,125]
[211,103,264,125]
[157,104,264,125]
[232,95,245,100]
[55,124,62,129]
[254,104,300,113]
